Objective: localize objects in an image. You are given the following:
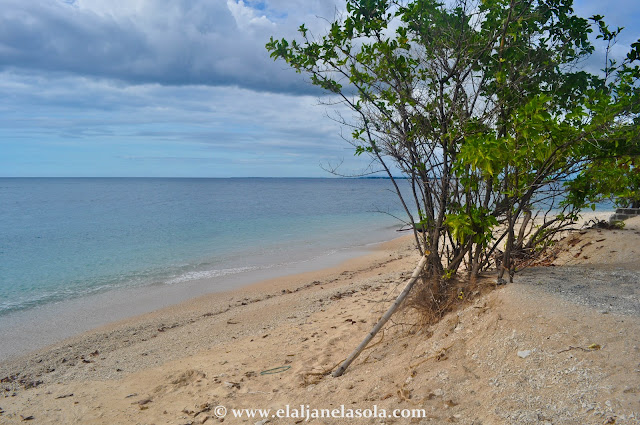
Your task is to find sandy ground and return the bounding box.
[1,215,639,425]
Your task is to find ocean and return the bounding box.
[0,178,408,319]
[0,177,615,360]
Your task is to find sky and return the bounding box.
[1,0,639,177]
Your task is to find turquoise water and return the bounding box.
[0,178,408,317]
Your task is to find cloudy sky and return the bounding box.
[1,0,638,177]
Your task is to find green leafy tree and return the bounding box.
[566,19,640,210]
[267,0,640,284]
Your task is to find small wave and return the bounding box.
[165,266,259,284]
[0,280,125,316]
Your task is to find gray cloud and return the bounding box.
[3,0,634,178]
[1,0,635,96]
[0,70,366,174]
[0,0,344,94]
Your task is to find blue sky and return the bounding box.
[1,0,639,177]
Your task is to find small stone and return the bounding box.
[433,388,444,397]
[255,419,269,425]
[135,398,152,406]
[54,393,74,399]
[223,381,240,389]
[517,350,532,359]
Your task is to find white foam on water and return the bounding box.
[165,266,259,284]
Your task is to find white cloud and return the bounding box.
[226,0,275,32]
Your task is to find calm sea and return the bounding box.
[0,178,408,318]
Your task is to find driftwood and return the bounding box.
[331,255,428,377]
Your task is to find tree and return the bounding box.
[267,0,640,285]
[566,20,640,210]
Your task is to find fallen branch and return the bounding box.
[558,344,601,353]
[332,255,428,377]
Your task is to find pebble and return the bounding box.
[517,350,532,359]
[223,381,240,389]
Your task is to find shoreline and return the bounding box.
[0,177,408,351]
[0,210,613,363]
[0,232,417,365]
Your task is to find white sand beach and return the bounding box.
[1,214,639,424]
